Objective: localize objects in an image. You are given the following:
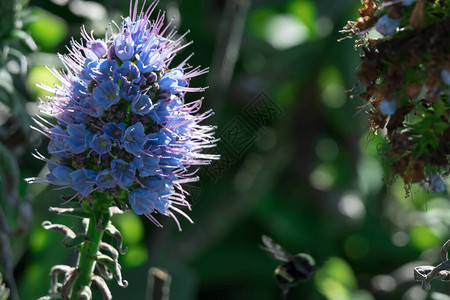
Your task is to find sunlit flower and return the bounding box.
[429,174,445,193]
[27,1,219,229]
[375,15,400,36]
[379,98,396,115]
[441,68,450,85]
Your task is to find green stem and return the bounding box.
[70,199,111,299]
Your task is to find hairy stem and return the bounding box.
[70,198,111,299]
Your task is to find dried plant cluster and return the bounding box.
[342,0,449,192]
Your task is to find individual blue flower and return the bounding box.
[114,31,135,61]
[146,132,171,154]
[133,155,160,177]
[144,176,171,198]
[111,159,136,187]
[160,156,181,172]
[128,188,163,216]
[441,68,450,85]
[379,98,396,115]
[148,100,166,124]
[131,94,152,115]
[122,122,147,154]
[91,133,112,154]
[80,56,99,81]
[96,169,117,189]
[429,174,445,193]
[159,68,187,94]
[71,78,88,99]
[92,80,120,109]
[80,96,104,118]
[66,123,92,154]
[46,163,73,186]
[70,169,97,197]
[120,81,140,101]
[124,17,148,43]
[87,39,107,58]
[117,61,141,84]
[57,108,88,126]
[136,38,166,73]
[96,59,118,81]
[102,122,125,142]
[48,126,69,157]
[375,15,400,36]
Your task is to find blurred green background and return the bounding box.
[1,0,449,299]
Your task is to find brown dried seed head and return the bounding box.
[359,0,377,17]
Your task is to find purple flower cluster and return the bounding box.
[28,1,218,229]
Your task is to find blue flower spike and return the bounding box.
[28,0,219,230]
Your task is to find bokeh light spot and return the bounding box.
[344,235,369,260]
[113,211,144,245]
[409,224,440,251]
[316,137,339,162]
[338,193,365,221]
[264,14,308,50]
[309,163,336,190]
[315,257,356,300]
[122,244,148,267]
[27,65,60,99]
[25,8,67,50]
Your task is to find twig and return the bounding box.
[414,239,450,290]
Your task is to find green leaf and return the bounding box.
[0,68,14,105]
[11,29,38,52]
[62,234,89,248]
[49,207,90,219]
[105,222,128,255]
[96,254,128,287]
